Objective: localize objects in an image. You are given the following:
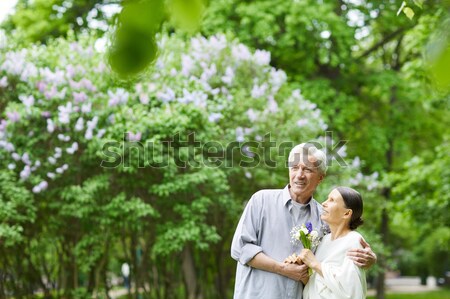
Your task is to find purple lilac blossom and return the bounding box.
[7,111,20,123]
[73,91,88,103]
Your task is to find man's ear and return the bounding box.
[319,174,325,183]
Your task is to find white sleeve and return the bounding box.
[320,256,367,299]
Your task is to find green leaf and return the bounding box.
[403,7,415,20]
[413,0,424,9]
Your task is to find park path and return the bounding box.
[109,277,442,299]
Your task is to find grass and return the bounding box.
[367,289,450,299]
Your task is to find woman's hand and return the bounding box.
[299,249,322,276]
[284,253,303,264]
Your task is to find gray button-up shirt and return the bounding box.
[231,186,328,299]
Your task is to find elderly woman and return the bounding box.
[290,187,367,299]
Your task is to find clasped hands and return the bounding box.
[281,249,317,284]
[284,249,318,270]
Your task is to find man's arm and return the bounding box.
[347,237,377,269]
[249,252,309,284]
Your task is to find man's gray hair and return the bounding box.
[288,143,328,175]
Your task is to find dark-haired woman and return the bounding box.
[300,187,367,299]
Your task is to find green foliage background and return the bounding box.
[0,0,449,298]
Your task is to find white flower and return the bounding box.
[40,67,66,86]
[270,69,287,91]
[253,50,271,65]
[75,117,84,131]
[20,165,31,180]
[208,112,222,123]
[157,87,176,103]
[97,128,106,138]
[267,96,278,113]
[66,142,79,154]
[251,83,267,99]
[32,181,48,193]
[139,93,149,105]
[200,63,217,82]
[352,157,361,168]
[85,129,93,140]
[0,76,7,88]
[47,172,56,179]
[18,94,34,108]
[178,89,207,107]
[47,119,55,133]
[310,230,318,239]
[58,102,73,124]
[108,88,129,106]
[57,134,70,142]
[181,54,195,76]
[12,152,21,161]
[21,153,31,165]
[8,163,15,170]
[297,119,308,127]
[221,67,235,85]
[232,44,252,61]
[300,226,309,235]
[20,63,38,81]
[247,109,258,122]
[235,127,245,142]
[48,157,56,164]
[81,102,92,113]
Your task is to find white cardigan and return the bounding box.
[303,231,367,299]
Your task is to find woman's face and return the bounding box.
[321,189,351,225]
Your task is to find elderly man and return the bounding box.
[231,143,376,299]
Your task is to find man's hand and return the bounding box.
[347,237,377,269]
[279,262,309,284]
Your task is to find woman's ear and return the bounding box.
[344,209,353,219]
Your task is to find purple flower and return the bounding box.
[306,222,313,233]
[127,132,142,142]
[44,85,58,99]
[80,78,96,92]
[41,111,51,118]
[0,119,7,131]
[73,91,88,103]
[6,111,20,123]
[36,81,47,93]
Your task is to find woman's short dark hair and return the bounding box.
[336,186,364,230]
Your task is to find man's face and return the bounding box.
[289,155,324,203]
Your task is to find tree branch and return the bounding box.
[357,26,412,60]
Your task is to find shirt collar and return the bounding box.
[284,184,314,206]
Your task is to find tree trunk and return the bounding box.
[182,246,197,299]
[376,202,389,299]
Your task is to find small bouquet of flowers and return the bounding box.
[290,221,321,275]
